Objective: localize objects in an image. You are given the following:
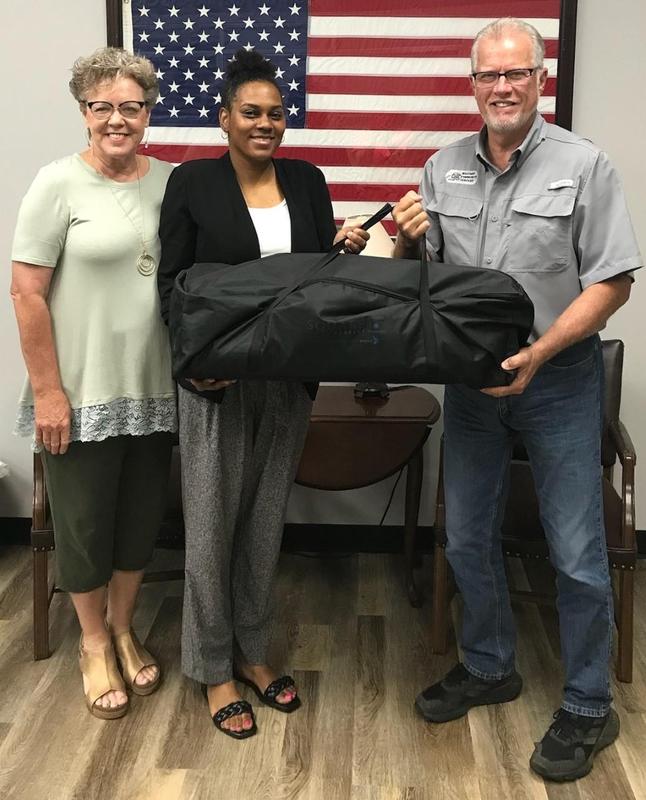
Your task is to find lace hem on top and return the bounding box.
[14,396,178,450]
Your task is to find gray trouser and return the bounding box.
[179,381,312,685]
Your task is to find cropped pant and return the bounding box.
[43,432,174,593]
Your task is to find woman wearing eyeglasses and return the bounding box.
[11,47,175,719]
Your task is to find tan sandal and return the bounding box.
[78,636,128,720]
[113,629,161,696]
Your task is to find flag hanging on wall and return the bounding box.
[123,0,561,233]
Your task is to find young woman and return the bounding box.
[158,49,368,739]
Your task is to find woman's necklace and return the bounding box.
[91,153,156,276]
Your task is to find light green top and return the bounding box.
[12,153,177,441]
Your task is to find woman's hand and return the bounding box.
[34,389,72,455]
[189,378,237,391]
[333,226,370,254]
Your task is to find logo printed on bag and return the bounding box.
[306,319,382,345]
[445,170,478,185]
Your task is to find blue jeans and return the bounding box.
[443,335,612,717]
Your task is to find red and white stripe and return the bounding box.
[141,1,561,235]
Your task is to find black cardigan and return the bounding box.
[157,152,337,401]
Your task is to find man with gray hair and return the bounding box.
[393,17,642,782]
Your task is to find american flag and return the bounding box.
[124,0,561,234]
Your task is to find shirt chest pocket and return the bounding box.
[427,194,483,265]
[504,192,576,272]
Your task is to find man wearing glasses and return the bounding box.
[393,17,641,782]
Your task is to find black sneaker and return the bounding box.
[415,663,523,723]
[530,708,620,782]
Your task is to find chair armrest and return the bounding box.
[32,453,49,533]
[608,419,636,548]
[608,419,637,468]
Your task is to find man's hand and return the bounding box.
[480,347,545,397]
[34,389,72,455]
[392,191,430,256]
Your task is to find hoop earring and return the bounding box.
[220,128,228,140]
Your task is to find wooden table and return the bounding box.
[295,385,441,606]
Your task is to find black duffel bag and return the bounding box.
[169,240,534,389]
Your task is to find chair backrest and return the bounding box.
[511,338,624,467]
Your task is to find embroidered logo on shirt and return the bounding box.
[445,169,478,185]
[548,179,575,190]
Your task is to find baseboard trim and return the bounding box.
[0,517,31,545]
[4,518,646,557]
[281,523,434,554]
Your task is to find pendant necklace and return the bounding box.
[93,153,156,276]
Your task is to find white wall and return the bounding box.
[571,0,646,510]
[1,0,106,517]
[1,1,644,529]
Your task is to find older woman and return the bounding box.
[158,49,368,739]
[11,48,176,719]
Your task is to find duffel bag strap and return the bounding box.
[264,202,393,313]
[248,203,393,368]
[417,239,436,369]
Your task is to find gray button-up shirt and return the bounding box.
[421,114,642,339]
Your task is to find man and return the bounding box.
[393,17,642,782]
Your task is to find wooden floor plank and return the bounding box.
[0,547,644,800]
